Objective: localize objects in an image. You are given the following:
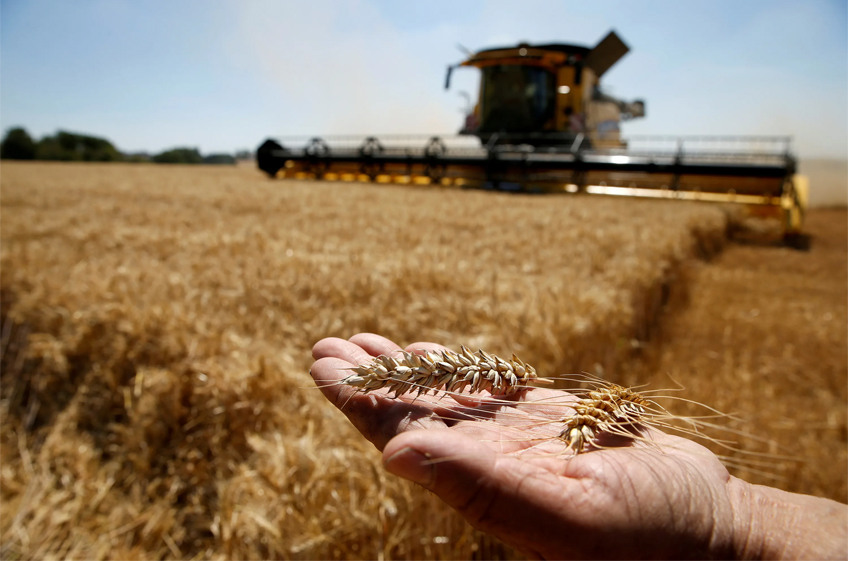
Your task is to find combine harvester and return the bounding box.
[258,31,809,248]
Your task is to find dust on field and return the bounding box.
[0,161,843,559]
[799,159,848,208]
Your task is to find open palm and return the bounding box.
[311,333,749,559]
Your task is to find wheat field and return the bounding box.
[1,161,844,559]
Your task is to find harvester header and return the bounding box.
[257,31,808,247]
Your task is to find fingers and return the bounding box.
[349,333,404,357]
[382,428,499,496]
[312,336,374,365]
[310,336,374,407]
[405,341,451,354]
[311,356,448,450]
[334,334,450,359]
[309,355,360,406]
[382,429,581,558]
[310,336,449,451]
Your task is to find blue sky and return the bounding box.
[1,0,846,157]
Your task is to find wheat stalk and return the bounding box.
[345,350,783,473]
[342,346,542,398]
[343,349,650,453]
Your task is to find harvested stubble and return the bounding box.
[2,161,731,559]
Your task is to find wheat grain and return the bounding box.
[345,347,768,463]
[556,384,649,452]
[345,349,658,455]
[342,347,540,398]
[526,378,777,469]
[342,348,656,453]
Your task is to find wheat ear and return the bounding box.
[343,346,541,398]
[558,384,648,453]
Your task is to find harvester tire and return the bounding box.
[783,232,812,251]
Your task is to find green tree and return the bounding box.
[124,152,152,163]
[152,147,203,164]
[36,131,122,161]
[0,127,36,160]
[202,153,236,165]
[36,135,77,161]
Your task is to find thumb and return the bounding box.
[383,429,500,515]
[382,429,567,546]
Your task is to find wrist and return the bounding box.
[728,476,848,560]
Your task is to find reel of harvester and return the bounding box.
[257,133,808,248]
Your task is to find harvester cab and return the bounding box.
[257,30,809,248]
[446,31,645,149]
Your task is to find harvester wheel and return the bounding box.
[783,232,812,251]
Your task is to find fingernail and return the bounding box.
[384,447,434,487]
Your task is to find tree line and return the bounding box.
[0,127,252,164]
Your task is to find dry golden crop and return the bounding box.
[0,161,844,559]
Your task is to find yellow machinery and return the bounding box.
[258,31,809,247]
[449,31,644,149]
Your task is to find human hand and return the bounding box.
[310,334,847,560]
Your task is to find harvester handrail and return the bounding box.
[267,133,793,156]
